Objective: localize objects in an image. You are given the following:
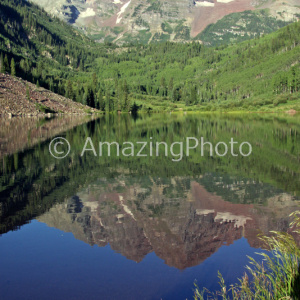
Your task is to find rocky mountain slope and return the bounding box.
[30,0,300,44]
[0,74,97,116]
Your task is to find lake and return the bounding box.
[0,113,299,300]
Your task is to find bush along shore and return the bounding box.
[194,211,300,300]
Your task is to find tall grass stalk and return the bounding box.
[194,211,300,300]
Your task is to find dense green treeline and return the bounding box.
[95,23,299,112]
[0,0,299,112]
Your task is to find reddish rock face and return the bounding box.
[38,176,299,270]
[191,0,255,37]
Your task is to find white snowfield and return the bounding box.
[116,0,131,24]
[217,0,235,3]
[80,8,96,18]
[195,1,215,7]
[196,209,215,215]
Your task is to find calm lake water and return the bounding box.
[0,113,299,300]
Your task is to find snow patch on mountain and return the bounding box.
[217,0,234,3]
[195,1,215,7]
[80,8,96,18]
[116,0,131,24]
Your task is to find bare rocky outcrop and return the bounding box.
[0,73,97,116]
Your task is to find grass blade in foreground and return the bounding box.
[194,211,300,300]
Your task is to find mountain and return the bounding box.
[29,0,300,44]
[196,9,293,46]
[0,0,299,113]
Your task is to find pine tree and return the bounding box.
[49,77,54,91]
[65,80,73,99]
[10,58,16,76]
[86,87,95,108]
[183,84,189,106]
[58,81,63,95]
[122,79,129,111]
[97,89,105,111]
[95,98,100,110]
[76,86,85,103]
[160,77,166,96]
[79,59,84,71]
[4,55,10,73]
[90,89,95,108]
[105,89,113,112]
[20,59,29,74]
[0,53,4,73]
[82,91,88,106]
[92,73,98,91]
[168,77,174,97]
[171,87,180,102]
[190,85,197,105]
[114,79,121,111]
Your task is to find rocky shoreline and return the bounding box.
[0,73,98,117]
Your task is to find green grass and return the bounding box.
[145,0,162,14]
[90,32,106,40]
[161,22,173,34]
[194,211,300,300]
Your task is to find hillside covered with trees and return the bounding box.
[0,0,299,113]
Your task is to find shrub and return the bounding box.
[194,211,300,300]
[273,98,288,106]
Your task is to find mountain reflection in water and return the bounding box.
[0,113,299,299]
[37,174,299,270]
